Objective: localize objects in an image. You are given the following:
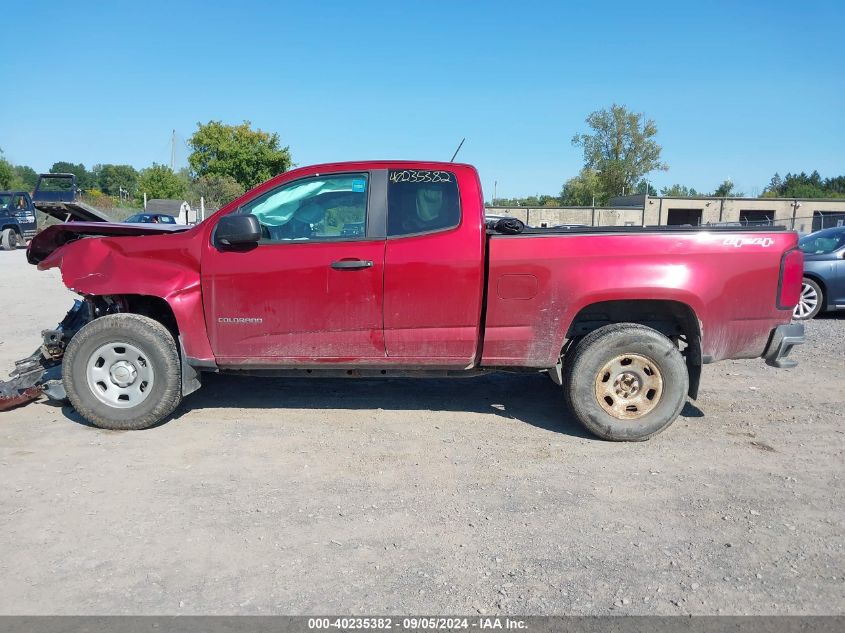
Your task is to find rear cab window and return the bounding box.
[387,169,460,236]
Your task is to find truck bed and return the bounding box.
[32,200,112,223]
[482,226,798,368]
[500,224,789,235]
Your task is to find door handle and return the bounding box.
[330,259,373,270]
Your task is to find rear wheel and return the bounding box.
[1,228,19,251]
[793,277,823,320]
[563,324,688,441]
[63,314,182,430]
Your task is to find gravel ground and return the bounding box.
[0,247,843,615]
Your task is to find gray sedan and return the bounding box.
[794,227,845,319]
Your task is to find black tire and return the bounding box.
[63,314,182,430]
[793,277,823,320]
[1,228,18,251]
[563,323,689,441]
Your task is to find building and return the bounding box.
[487,195,845,232]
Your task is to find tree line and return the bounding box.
[493,104,844,207]
[3,107,843,211]
[0,120,292,211]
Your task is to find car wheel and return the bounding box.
[63,314,182,430]
[563,323,689,441]
[1,228,18,251]
[793,278,823,320]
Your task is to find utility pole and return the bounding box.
[493,181,497,205]
[170,129,176,171]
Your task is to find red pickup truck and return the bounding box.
[15,161,805,440]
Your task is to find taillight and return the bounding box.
[777,248,803,309]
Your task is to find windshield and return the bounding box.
[799,229,845,254]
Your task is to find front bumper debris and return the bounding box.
[0,300,90,411]
[763,323,805,369]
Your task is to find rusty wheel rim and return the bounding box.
[594,353,663,420]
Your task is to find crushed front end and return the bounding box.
[0,300,91,411]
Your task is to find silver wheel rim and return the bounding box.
[794,282,818,319]
[86,342,154,409]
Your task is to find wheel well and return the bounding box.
[566,299,703,399]
[2,225,21,233]
[803,273,827,300]
[91,295,180,339]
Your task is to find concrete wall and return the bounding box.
[488,197,845,230]
[487,206,645,227]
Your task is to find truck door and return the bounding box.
[831,242,845,307]
[15,194,37,237]
[201,171,387,363]
[382,168,485,365]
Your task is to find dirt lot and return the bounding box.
[0,247,842,615]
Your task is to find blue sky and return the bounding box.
[1,0,842,198]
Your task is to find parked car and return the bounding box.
[0,191,37,250]
[11,161,804,440]
[793,226,845,319]
[124,213,177,224]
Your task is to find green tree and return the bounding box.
[635,179,657,196]
[95,164,139,196]
[762,171,843,198]
[660,184,700,197]
[571,104,668,198]
[189,174,245,210]
[50,161,95,190]
[136,164,187,202]
[0,150,13,189]
[560,168,606,206]
[188,120,292,190]
[0,149,40,191]
[712,180,744,197]
[13,164,39,190]
[824,175,845,195]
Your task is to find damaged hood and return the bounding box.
[27,222,191,265]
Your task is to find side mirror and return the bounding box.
[215,214,261,247]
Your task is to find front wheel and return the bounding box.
[63,314,182,430]
[563,324,689,441]
[793,277,823,320]
[1,228,19,251]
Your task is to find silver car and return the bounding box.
[794,227,845,319]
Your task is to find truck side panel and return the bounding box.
[481,231,799,367]
[382,165,486,366]
[36,230,215,362]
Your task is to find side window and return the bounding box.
[14,195,27,210]
[241,173,369,242]
[387,170,460,236]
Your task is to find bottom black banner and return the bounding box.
[0,616,842,633]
